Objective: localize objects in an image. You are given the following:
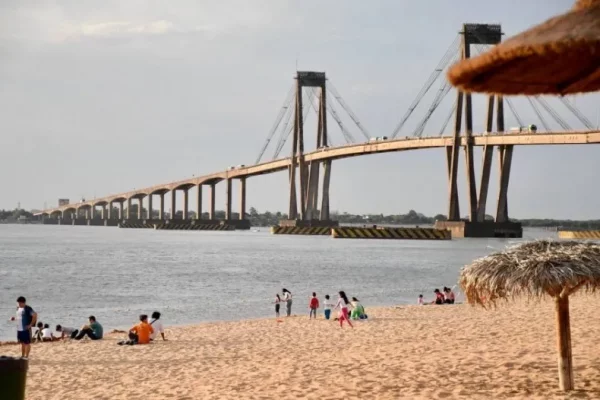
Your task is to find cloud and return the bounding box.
[80,20,177,37]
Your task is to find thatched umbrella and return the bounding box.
[447,0,600,95]
[459,240,600,391]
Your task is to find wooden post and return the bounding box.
[555,295,574,391]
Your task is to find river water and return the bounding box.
[0,225,554,340]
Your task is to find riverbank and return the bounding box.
[3,295,599,399]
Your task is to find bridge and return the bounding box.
[36,23,600,237]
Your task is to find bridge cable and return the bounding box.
[559,97,594,129]
[271,98,295,159]
[255,85,295,164]
[535,97,572,130]
[504,98,524,127]
[327,81,371,141]
[273,87,316,159]
[411,51,459,137]
[439,99,457,136]
[325,90,357,144]
[390,34,461,138]
[303,87,346,146]
[526,97,551,131]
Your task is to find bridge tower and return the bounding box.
[284,71,337,227]
[438,23,522,238]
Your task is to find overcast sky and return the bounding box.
[2,0,599,219]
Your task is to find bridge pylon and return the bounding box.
[438,23,522,238]
[285,71,337,227]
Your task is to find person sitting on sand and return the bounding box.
[350,297,366,320]
[33,322,44,343]
[431,289,444,305]
[56,325,79,340]
[149,311,166,341]
[443,287,455,304]
[129,314,154,345]
[41,323,54,342]
[74,316,103,341]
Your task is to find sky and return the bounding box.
[2,0,599,219]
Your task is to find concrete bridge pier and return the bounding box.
[239,177,246,220]
[436,24,521,238]
[148,195,153,221]
[209,183,216,220]
[196,184,202,220]
[170,190,176,220]
[225,178,232,220]
[158,194,164,220]
[182,189,189,220]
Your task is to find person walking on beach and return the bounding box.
[9,296,37,358]
[309,292,319,319]
[74,316,103,340]
[282,288,293,317]
[274,294,282,318]
[335,291,353,328]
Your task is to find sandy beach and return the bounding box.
[3,294,600,400]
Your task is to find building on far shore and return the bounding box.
[58,198,69,207]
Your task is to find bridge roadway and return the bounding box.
[36,130,600,215]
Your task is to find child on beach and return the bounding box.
[323,295,334,320]
[150,311,166,341]
[33,322,44,343]
[56,325,79,339]
[334,291,353,328]
[282,288,293,317]
[309,292,319,319]
[418,294,424,305]
[274,294,282,318]
[41,324,54,342]
[432,289,445,305]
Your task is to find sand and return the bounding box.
[3,295,600,400]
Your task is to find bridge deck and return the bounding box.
[36,131,600,215]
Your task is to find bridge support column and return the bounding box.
[100,206,105,220]
[126,198,132,220]
[119,201,124,220]
[496,145,513,223]
[225,178,232,220]
[476,95,496,222]
[183,189,189,220]
[170,190,177,220]
[196,185,202,220]
[148,195,153,220]
[158,194,164,220]
[209,184,216,220]
[320,160,331,221]
[137,198,143,220]
[239,178,246,220]
[447,89,463,221]
[107,202,113,220]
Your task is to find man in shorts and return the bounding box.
[10,296,37,358]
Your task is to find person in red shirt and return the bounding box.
[309,292,320,319]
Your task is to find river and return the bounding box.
[0,225,554,340]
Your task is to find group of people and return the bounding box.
[274,289,367,328]
[9,296,167,358]
[418,286,456,305]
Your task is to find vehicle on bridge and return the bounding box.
[509,124,537,134]
[368,136,388,142]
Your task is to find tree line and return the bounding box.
[2,207,600,229]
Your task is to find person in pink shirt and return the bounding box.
[334,291,353,328]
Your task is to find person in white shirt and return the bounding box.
[334,291,353,328]
[323,294,335,320]
[9,296,38,358]
[282,288,293,317]
[41,324,54,342]
[150,311,166,341]
[56,325,79,339]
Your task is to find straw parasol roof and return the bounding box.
[447,0,600,95]
[460,239,600,391]
[460,240,600,306]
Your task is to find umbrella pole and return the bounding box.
[555,295,574,391]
